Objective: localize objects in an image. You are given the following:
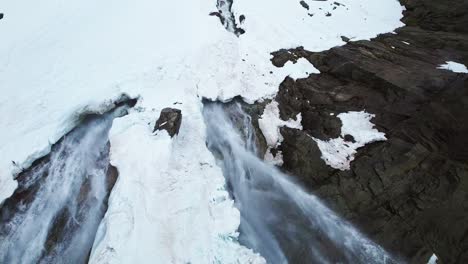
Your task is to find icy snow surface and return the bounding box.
[437,61,468,73]
[0,0,403,262]
[312,111,387,171]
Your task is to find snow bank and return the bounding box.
[437,61,468,73]
[89,104,264,263]
[312,111,387,170]
[0,0,404,261]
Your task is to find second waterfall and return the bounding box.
[203,101,399,264]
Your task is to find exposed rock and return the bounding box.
[0,13,3,20]
[154,108,182,137]
[400,0,468,33]
[270,47,311,67]
[299,1,310,10]
[239,14,245,24]
[343,134,355,143]
[259,0,468,263]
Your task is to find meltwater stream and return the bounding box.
[203,102,398,264]
[0,106,129,264]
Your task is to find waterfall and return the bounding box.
[0,106,129,264]
[203,102,398,264]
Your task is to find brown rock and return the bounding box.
[154,108,182,137]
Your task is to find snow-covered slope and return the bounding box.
[0,0,404,262]
[90,104,265,263]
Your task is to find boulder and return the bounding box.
[154,108,182,137]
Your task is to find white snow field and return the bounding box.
[0,0,403,262]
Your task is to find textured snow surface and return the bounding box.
[0,0,403,262]
[437,61,468,73]
[313,111,387,170]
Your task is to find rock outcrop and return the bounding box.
[154,108,182,137]
[260,0,468,263]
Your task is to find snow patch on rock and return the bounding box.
[283,58,320,79]
[259,101,302,147]
[264,149,284,166]
[437,61,468,73]
[312,111,387,171]
[258,101,302,165]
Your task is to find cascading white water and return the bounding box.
[203,102,399,264]
[0,106,128,264]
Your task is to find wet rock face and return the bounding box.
[262,0,468,263]
[154,108,182,137]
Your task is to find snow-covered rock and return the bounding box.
[312,111,387,171]
[258,101,302,148]
[258,100,302,165]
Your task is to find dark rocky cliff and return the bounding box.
[261,0,468,263]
